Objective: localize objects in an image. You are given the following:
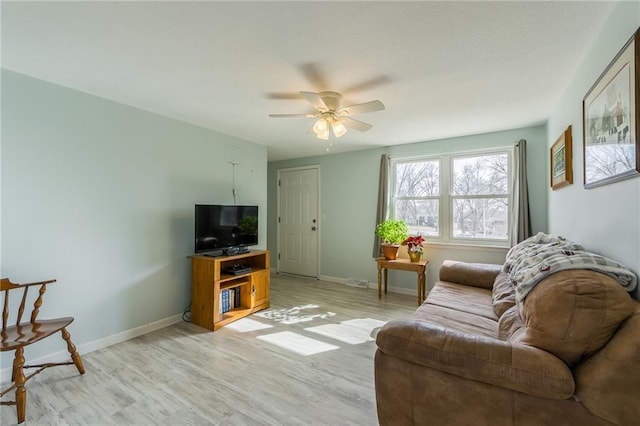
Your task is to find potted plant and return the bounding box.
[375,219,409,260]
[402,235,425,262]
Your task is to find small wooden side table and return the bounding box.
[376,257,429,305]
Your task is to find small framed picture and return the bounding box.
[583,28,640,188]
[551,126,573,190]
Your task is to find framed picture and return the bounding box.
[583,27,640,189]
[551,126,573,190]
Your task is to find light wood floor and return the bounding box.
[1,274,416,425]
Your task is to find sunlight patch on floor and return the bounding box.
[256,331,340,356]
[255,304,336,325]
[225,317,273,333]
[305,318,387,344]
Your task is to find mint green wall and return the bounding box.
[268,124,547,291]
[1,70,268,360]
[547,2,639,299]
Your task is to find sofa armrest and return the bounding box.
[376,319,575,399]
[438,260,502,289]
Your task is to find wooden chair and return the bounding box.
[0,278,85,424]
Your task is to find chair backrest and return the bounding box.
[1,278,57,330]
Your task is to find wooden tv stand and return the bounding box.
[189,250,270,331]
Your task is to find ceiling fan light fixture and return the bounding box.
[316,127,330,140]
[330,117,347,138]
[312,116,328,135]
[270,89,383,142]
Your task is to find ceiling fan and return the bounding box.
[269,91,385,140]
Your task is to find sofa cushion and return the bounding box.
[427,281,497,321]
[376,320,576,400]
[439,260,502,289]
[510,270,636,366]
[574,305,640,425]
[492,272,516,318]
[497,305,524,341]
[414,303,498,338]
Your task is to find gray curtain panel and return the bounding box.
[373,154,390,257]
[511,139,532,245]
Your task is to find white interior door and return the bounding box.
[278,167,319,277]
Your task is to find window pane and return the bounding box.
[395,160,439,197]
[452,198,508,240]
[395,200,439,237]
[452,154,508,195]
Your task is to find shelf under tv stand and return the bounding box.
[188,250,270,331]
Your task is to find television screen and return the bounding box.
[195,205,258,254]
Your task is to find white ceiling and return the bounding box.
[1,1,614,161]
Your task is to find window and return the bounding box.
[394,160,440,237]
[451,153,509,240]
[392,150,511,245]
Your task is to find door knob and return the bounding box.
[311,226,317,231]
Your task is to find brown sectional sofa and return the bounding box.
[375,260,639,425]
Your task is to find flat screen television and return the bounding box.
[194,204,258,256]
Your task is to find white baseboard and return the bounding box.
[318,274,349,285]
[318,274,416,296]
[77,314,183,355]
[273,271,413,294]
[0,314,183,383]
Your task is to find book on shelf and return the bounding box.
[219,288,243,314]
[235,288,241,307]
[219,290,228,314]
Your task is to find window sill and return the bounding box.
[423,241,509,253]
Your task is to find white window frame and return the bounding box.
[390,147,513,248]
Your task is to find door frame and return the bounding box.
[276,165,321,277]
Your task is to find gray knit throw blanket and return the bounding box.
[503,233,637,302]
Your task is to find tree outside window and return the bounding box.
[451,153,509,241]
[394,160,440,237]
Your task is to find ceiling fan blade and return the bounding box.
[269,113,317,118]
[342,75,391,94]
[265,92,303,100]
[340,100,385,115]
[340,117,373,132]
[300,91,328,112]
[299,62,329,91]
